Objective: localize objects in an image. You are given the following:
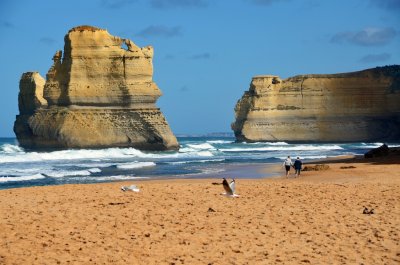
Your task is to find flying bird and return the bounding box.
[222,178,233,195]
[221,178,239,197]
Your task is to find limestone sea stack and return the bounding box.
[14,25,179,150]
[232,66,400,142]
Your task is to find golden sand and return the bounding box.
[0,156,399,264]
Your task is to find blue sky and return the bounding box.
[0,0,399,137]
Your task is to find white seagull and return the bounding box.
[121,184,140,192]
[221,178,239,197]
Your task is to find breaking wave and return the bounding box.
[220,145,343,152]
[116,162,156,169]
[85,175,150,182]
[168,159,225,165]
[0,174,46,183]
[0,138,393,189]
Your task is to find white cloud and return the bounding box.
[331,27,397,46]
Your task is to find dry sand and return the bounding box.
[0,156,399,264]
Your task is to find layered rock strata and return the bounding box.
[14,25,179,150]
[232,66,400,142]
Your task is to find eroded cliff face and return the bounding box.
[14,25,179,150]
[232,66,400,142]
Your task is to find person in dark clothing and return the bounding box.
[293,157,302,177]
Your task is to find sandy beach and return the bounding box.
[0,155,399,264]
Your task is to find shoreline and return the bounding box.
[0,161,282,191]
[1,138,399,191]
[0,152,396,191]
[0,153,399,264]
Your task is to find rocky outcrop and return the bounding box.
[232,66,400,142]
[14,25,179,150]
[17,72,47,115]
[364,144,390,158]
[364,144,400,158]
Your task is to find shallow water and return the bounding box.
[0,137,396,189]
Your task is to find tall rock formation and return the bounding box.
[232,66,400,142]
[14,25,179,150]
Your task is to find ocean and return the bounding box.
[0,137,396,190]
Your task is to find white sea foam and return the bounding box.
[0,147,147,163]
[90,175,150,181]
[186,143,216,150]
[88,168,102,173]
[247,142,289,146]
[75,162,114,168]
[182,167,226,176]
[361,142,383,146]
[220,145,343,152]
[200,167,226,174]
[178,147,198,153]
[116,162,156,169]
[44,170,92,178]
[177,147,215,156]
[1,144,24,154]
[0,143,220,164]
[265,142,289,146]
[196,151,214,157]
[357,142,384,149]
[206,140,233,144]
[175,143,216,157]
[0,174,46,183]
[168,158,225,165]
[0,167,47,175]
[2,137,395,189]
[357,143,400,148]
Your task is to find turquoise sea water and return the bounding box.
[0,137,397,190]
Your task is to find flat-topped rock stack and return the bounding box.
[14,25,179,150]
[232,66,400,142]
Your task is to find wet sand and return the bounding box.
[0,155,399,264]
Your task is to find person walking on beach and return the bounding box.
[294,157,302,177]
[283,156,293,177]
